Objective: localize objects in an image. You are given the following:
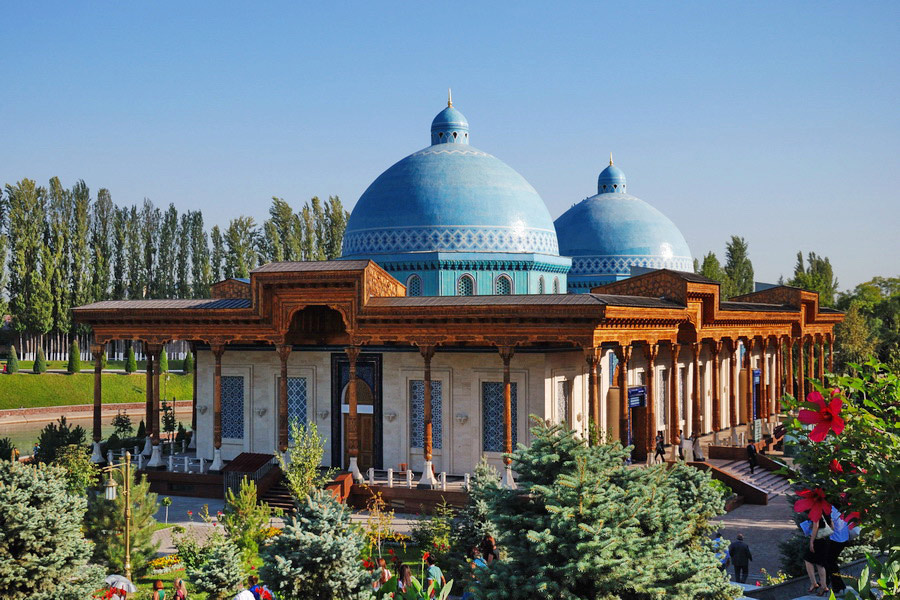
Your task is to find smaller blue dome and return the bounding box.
[431,97,470,145]
[598,157,626,194]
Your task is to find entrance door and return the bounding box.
[342,380,375,472]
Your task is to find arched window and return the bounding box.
[457,274,475,296]
[495,274,512,295]
[406,274,422,297]
[538,276,545,294]
[553,277,560,294]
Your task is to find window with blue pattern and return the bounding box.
[407,274,422,297]
[482,381,517,452]
[409,380,442,450]
[496,275,512,295]
[457,274,475,296]
[221,375,244,439]
[286,377,308,442]
[538,277,545,294]
[553,277,560,294]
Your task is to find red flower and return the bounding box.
[794,488,832,522]
[187,510,193,515]
[798,391,844,442]
[422,552,430,562]
[843,511,861,528]
[829,459,843,474]
[388,548,395,555]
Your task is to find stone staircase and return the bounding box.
[712,459,792,502]
[259,478,295,513]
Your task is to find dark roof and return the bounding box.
[662,269,719,284]
[74,298,252,311]
[819,306,844,314]
[367,293,682,309]
[252,260,371,273]
[719,301,796,313]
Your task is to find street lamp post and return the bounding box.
[102,451,133,581]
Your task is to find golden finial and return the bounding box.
[448,88,453,107]
[610,152,614,166]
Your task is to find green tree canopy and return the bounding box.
[789,251,839,307]
[723,235,754,297]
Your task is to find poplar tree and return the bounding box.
[210,225,224,282]
[47,177,71,337]
[176,212,192,298]
[324,195,348,259]
[140,199,160,298]
[6,180,52,338]
[723,235,754,297]
[91,188,115,301]
[0,188,8,316]
[70,180,93,317]
[191,211,212,297]
[125,205,143,299]
[311,196,327,260]
[156,204,179,298]
[300,204,315,260]
[224,216,259,278]
[269,197,301,260]
[112,206,128,300]
[263,220,283,262]
[789,251,839,307]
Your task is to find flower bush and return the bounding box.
[148,553,183,574]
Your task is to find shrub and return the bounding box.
[7,344,19,373]
[186,534,244,600]
[66,339,81,374]
[33,346,47,374]
[112,410,134,437]
[0,437,15,461]
[159,348,169,373]
[708,478,733,501]
[183,350,195,374]
[276,421,335,501]
[125,347,137,373]
[53,444,98,496]
[35,417,87,464]
[136,419,146,439]
[220,476,280,564]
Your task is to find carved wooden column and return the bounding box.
[743,338,754,422]
[189,344,198,449]
[90,343,105,463]
[142,343,154,457]
[418,346,438,489]
[277,344,292,454]
[345,346,364,483]
[797,336,806,401]
[806,335,814,393]
[759,337,770,422]
[669,344,681,444]
[147,346,165,468]
[728,340,738,429]
[817,335,825,382]
[711,341,722,431]
[616,345,631,446]
[691,342,701,436]
[644,344,658,461]
[585,348,600,442]
[209,344,225,471]
[499,346,516,488]
[775,338,784,414]
[786,337,795,401]
[828,334,834,375]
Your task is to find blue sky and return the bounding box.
[2,2,898,289]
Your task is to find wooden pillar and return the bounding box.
[345,346,360,465]
[617,345,631,446]
[817,336,825,382]
[786,338,795,400]
[806,335,814,392]
[585,348,600,441]
[151,347,161,446]
[759,338,770,421]
[669,344,681,444]
[92,343,104,443]
[797,336,806,400]
[212,345,225,451]
[775,338,783,413]
[499,346,515,464]
[644,344,658,458]
[828,334,834,375]
[190,344,198,442]
[729,340,738,429]
[743,338,754,421]
[421,346,436,463]
[711,341,722,431]
[277,345,291,453]
[144,344,154,437]
[691,342,700,436]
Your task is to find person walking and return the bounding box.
[746,439,758,475]
[801,514,833,596]
[692,432,705,461]
[712,532,730,571]
[173,579,188,600]
[373,557,392,592]
[673,429,683,460]
[398,564,413,594]
[654,431,666,464]
[728,533,752,583]
[425,554,446,598]
[151,580,166,600]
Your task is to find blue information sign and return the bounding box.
[628,386,646,408]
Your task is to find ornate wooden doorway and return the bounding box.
[331,353,382,471]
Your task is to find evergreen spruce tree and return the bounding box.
[136,419,146,439]
[7,345,19,373]
[476,419,738,600]
[0,460,106,599]
[186,534,244,600]
[125,346,137,373]
[85,469,160,576]
[260,489,375,600]
[183,350,195,374]
[33,346,47,374]
[159,348,169,373]
[66,339,81,374]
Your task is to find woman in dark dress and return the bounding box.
[654,431,666,464]
[804,514,832,596]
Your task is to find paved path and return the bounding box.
[713,494,799,585]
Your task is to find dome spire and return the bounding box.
[610,152,614,166]
[597,158,626,194]
[448,88,453,107]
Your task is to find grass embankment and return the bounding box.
[16,359,187,371]
[0,372,193,410]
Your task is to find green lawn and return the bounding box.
[16,359,187,372]
[0,372,193,410]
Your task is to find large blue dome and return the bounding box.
[342,104,559,257]
[554,161,692,291]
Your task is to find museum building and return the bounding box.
[73,98,842,487]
